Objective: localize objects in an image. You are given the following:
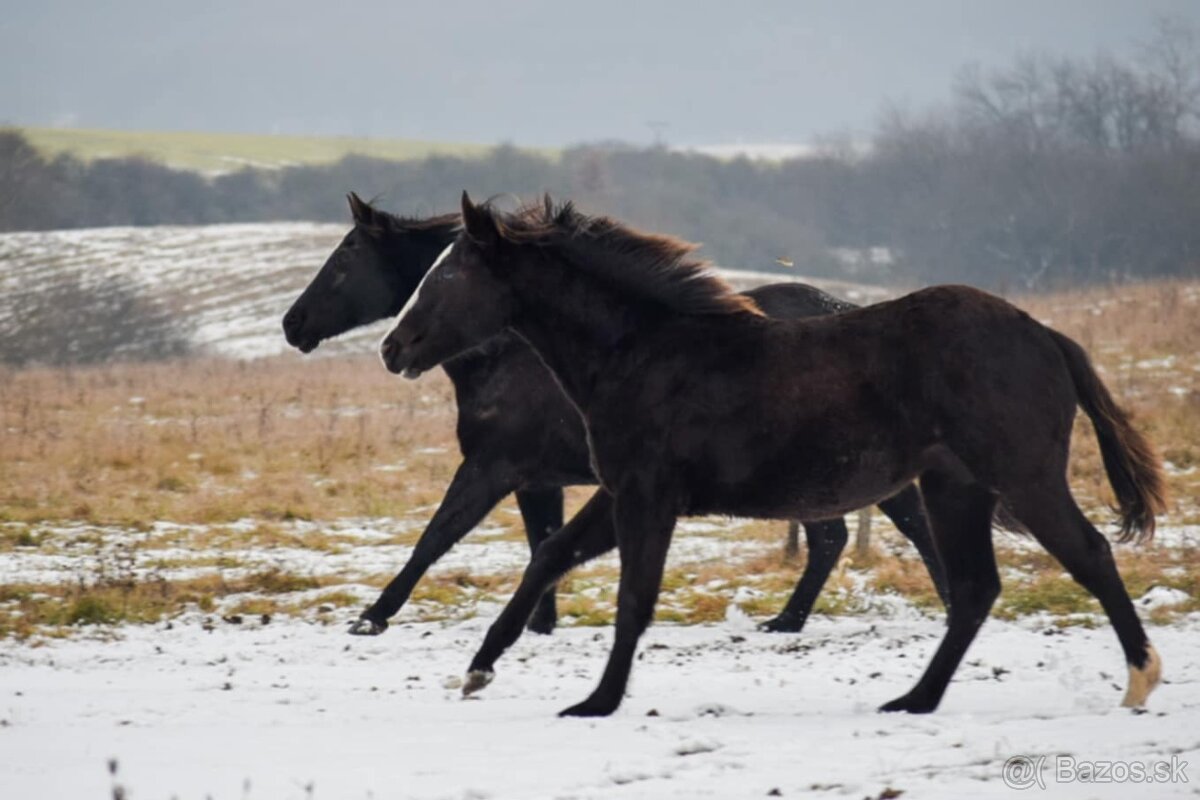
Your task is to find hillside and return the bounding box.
[0,223,892,361]
[18,126,815,175]
[17,126,517,173]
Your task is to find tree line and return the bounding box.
[3,23,1199,290]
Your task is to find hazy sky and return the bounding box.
[2,0,1197,147]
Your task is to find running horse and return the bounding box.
[380,193,1166,717]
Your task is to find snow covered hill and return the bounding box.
[0,223,893,361]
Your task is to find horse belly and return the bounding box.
[683,423,920,521]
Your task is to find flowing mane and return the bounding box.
[491,198,763,317]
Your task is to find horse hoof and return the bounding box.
[348,617,387,636]
[526,616,557,635]
[1121,643,1162,708]
[558,696,619,718]
[878,693,938,714]
[462,669,495,697]
[758,615,803,633]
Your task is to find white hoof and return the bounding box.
[462,669,495,697]
[1121,643,1162,708]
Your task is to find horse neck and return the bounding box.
[383,232,459,315]
[439,333,514,386]
[506,260,646,413]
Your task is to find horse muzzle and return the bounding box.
[380,333,424,379]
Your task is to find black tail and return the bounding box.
[1049,329,1168,542]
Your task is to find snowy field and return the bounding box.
[2,612,1198,799]
[0,224,890,361]
[3,516,1197,798]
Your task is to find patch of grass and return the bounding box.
[409,580,470,608]
[226,597,280,617]
[673,592,729,624]
[155,476,189,493]
[995,573,1099,620]
[0,527,43,550]
[241,570,323,595]
[1,581,181,635]
[559,596,613,627]
[65,595,124,626]
[310,590,360,609]
[731,592,789,619]
[868,557,943,611]
[0,568,337,640]
[811,590,861,617]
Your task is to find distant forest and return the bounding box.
[4,28,1200,290]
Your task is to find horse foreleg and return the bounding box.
[760,518,848,633]
[514,487,565,634]
[559,486,676,718]
[350,457,516,635]
[464,490,616,694]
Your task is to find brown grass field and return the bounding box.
[1,280,1198,639]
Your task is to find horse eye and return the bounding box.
[331,270,348,288]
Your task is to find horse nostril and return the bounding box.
[283,308,306,334]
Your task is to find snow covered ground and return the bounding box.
[2,611,1198,799]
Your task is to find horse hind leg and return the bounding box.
[760,518,848,633]
[877,485,949,608]
[880,470,999,714]
[1003,482,1160,708]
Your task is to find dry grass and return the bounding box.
[0,568,338,640]
[1,279,1198,639]
[0,354,462,525]
[2,281,1195,528]
[1017,280,1200,517]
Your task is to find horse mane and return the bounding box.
[489,198,763,317]
[390,212,461,236]
[355,196,461,239]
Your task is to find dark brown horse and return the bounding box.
[282,194,946,637]
[380,193,1167,717]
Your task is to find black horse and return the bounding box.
[283,194,947,637]
[381,193,1166,718]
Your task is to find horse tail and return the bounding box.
[1049,329,1167,543]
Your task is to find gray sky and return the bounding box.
[2,0,1197,147]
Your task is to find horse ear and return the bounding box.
[347,192,374,226]
[461,191,499,248]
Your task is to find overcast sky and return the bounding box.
[2,0,1197,147]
